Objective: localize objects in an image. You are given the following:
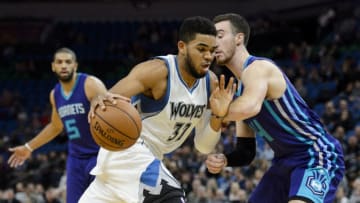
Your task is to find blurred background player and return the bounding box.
[7,47,108,203]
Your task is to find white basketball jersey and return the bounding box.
[134,54,210,159]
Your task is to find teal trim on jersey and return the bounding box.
[243,55,252,68]
[286,86,338,175]
[252,120,274,142]
[263,101,311,144]
[235,79,242,97]
[286,87,310,127]
[60,73,81,100]
[308,148,315,168]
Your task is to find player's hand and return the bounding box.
[209,75,236,118]
[88,92,131,122]
[8,146,32,168]
[206,153,227,174]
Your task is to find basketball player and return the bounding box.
[205,13,345,203]
[79,16,235,203]
[7,48,107,203]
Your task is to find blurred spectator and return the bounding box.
[349,178,360,203]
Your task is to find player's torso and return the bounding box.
[136,55,209,159]
[54,73,99,157]
[239,56,343,168]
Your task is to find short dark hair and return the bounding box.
[53,47,77,61]
[178,16,217,43]
[213,13,250,46]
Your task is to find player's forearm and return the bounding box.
[27,124,62,151]
[224,98,261,122]
[194,123,221,154]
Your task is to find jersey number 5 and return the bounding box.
[168,122,192,142]
[64,119,81,140]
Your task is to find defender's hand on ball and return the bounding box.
[88,92,131,123]
[206,153,227,174]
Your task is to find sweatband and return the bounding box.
[24,143,34,152]
[225,137,256,166]
[194,123,221,154]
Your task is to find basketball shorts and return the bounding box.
[78,141,186,203]
[248,163,345,203]
[66,155,97,203]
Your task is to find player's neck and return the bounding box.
[177,56,197,88]
[226,48,250,80]
[60,73,78,94]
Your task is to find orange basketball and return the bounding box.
[90,98,142,151]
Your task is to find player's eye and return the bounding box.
[198,47,206,52]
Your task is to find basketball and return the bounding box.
[90,98,142,151]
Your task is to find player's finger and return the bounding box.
[219,74,225,89]
[209,87,219,100]
[7,154,14,165]
[232,83,237,94]
[109,93,131,103]
[96,96,106,111]
[226,77,235,92]
[207,165,222,174]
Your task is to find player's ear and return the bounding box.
[235,33,244,46]
[51,62,56,72]
[178,41,186,56]
[74,62,79,72]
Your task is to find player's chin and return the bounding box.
[201,65,210,72]
[215,57,226,65]
[207,168,221,174]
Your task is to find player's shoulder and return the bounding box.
[251,57,278,69]
[132,57,168,77]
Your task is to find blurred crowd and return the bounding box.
[0,3,360,203]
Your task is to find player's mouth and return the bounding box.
[60,70,69,74]
[215,50,223,58]
[201,63,211,70]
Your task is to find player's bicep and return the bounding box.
[109,59,166,98]
[240,66,268,108]
[84,76,108,101]
[49,91,63,131]
[109,67,146,98]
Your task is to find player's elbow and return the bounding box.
[225,137,256,166]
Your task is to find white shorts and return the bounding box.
[79,140,184,203]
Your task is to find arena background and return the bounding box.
[0,0,359,202]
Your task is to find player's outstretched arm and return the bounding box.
[194,74,235,154]
[8,90,64,168]
[88,59,167,122]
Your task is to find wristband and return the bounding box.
[24,143,33,152]
[211,113,225,119]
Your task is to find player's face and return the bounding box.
[214,21,237,65]
[184,34,216,78]
[52,52,77,82]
